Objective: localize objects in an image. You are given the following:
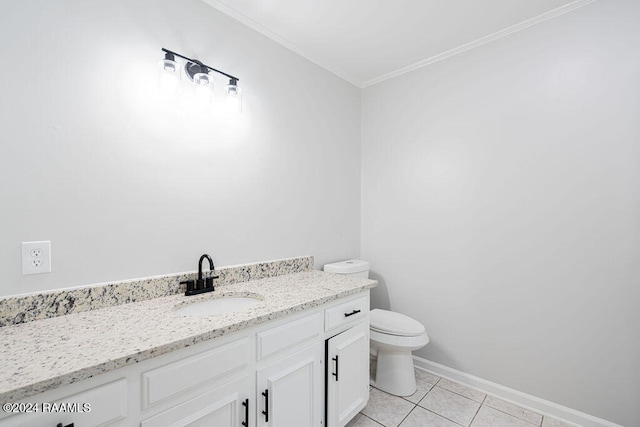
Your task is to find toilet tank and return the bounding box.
[323,259,370,279]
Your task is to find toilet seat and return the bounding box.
[370,329,429,351]
[370,309,425,337]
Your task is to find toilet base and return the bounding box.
[371,349,417,396]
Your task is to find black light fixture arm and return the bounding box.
[162,47,239,82]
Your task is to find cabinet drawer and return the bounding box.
[141,374,251,427]
[0,378,127,427]
[142,337,249,409]
[256,312,321,360]
[325,295,369,331]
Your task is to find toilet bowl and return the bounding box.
[369,309,429,396]
[323,260,430,398]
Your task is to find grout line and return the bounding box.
[413,361,600,427]
[490,408,540,426]
[418,368,488,399]
[367,370,582,427]
[414,382,438,407]
[401,381,436,405]
[483,400,541,425]
[396,405,418,427]
[365,385,417,427]
[373,378,552,427]
[422,407,468,427]
[418,367,547,426]
[359,412,385,426]
[437,378,487,402]
[414,388,475,427]
[429,384,484,409]
[468,395,487,426]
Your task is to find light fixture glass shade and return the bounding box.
[193,70,213,106]
[157,58,180,96]
[225,81,242,113]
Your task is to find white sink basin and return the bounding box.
[174,295,262,317]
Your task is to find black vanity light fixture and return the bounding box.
[158,48,242,113]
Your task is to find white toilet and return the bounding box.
[323,260,430,397]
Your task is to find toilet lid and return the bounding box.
[370,309,425,337]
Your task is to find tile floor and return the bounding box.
[347,368,578,427]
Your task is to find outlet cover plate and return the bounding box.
[22,241,51,275]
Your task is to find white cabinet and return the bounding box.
[326,322,370,427]
[140,336,253,427]
[2,291,370,427]
[256,313,321,361]
[141,374,252,427]
[0,379,128,427]
[141,337,250,410]
[324,295,368,331]
[256,342,324,427]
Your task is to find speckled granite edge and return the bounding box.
[0,271,376,403]
[0,256,313,327]
[4,287,370,403]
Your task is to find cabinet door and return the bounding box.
[141,374,252,427]
[326,321,370,427]
[256,342,323,427]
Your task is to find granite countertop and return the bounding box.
[0,270,376,404]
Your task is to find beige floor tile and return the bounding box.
[361,387,415,427]
[414,367,441,385]
[418,386,481,426]
[400,406,460,427]
[471,406,537,427]
[542,416,580,427]
[484,395,542,425]
[346,413,384,427]
[437,378,486,402]
[402,377,436,404]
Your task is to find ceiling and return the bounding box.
[201,0,593,87]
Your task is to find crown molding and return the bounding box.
[201,0,598,89]
[361,0,599,87]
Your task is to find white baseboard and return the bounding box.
[413,356,623,427]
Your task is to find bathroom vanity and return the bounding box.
[0,262,375,427]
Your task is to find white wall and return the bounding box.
[0,0,361,297]
[361,1,640,425]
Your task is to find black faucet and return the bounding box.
[180,253,219,296]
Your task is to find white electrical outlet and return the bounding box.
[22,241,51,275]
